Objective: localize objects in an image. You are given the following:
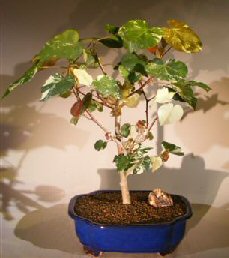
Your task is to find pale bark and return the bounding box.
[120,172,130,204]
[117,143,131,204]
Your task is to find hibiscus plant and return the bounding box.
[2,19,210,204]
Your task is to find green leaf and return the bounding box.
[118,20,163,52]
[113,154,134,171]
[2,61,41,98]
[94,140,107,151]
[142,155,152,170]
[121,123,131,138]
[93,75,121,99]
[41,74,75,101]
[35,29,83,63]
[70,116,79,125]
[99,35,123,48]
[82,93,92,111]
[118,53,146,83]
[147,131,154,140]
[88,100,103,112]
[162,141,184,156]
[83,49,99,68]
[2,30,82,99]
[146,58,188,81]
[188,81,211,92]
[171,80,197,108]
[105,24,119,34]
[163,19,202,53]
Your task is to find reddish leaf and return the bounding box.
[147,46,158,53]
[70,100,83,117]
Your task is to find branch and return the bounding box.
[114,102,121,141]
[85,110,109,134]
[148,116,158,131]
[85,110,122,148]
[142,90,156,128]
[142,91,149,127]
[162,46,172,58]
[97,57,107,75]
[128,77,154,97]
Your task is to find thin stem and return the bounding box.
[162,46,172,58]
[148,116,158,131]
[128,77,153,97]
[85,110,109,134]
[97,57,107,75]
[142,91,149,127]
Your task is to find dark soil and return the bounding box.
[74,191,187,225]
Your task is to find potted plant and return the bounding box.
[2,19,210,256]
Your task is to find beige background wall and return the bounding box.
[1,0,229,257]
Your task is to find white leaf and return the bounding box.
[73,69,93,86]
[151,156,163,172]
[155,88,175,103]
[158,103,184,125]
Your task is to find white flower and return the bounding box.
[158,103,184,125]
[155,88,175,103]
[73,69,93,86]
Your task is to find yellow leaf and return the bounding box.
[151,156,163,172]
[124,93,140,108]
[163,19,202,53]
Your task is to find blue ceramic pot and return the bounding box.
[68,191,192,256]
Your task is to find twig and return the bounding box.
[85,110,109,134]
[162,46,172,58]
[128,77,153,97]
[148,116,158,131]
[142,91,149,127]
[97,57,107,75]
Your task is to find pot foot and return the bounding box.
[159,246,177,256]
[83,245,103,257]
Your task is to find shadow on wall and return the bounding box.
[176,77,229,154]
[0,164,65,221]
[98,154,228,205]
[0,62,89,220]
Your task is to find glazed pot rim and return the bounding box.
[68,190,193,227]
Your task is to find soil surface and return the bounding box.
[74,191,187,225]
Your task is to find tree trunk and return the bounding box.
[117,144,131,204]
[120,172,130,204]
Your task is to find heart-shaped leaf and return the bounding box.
[158,103,184,125]
[146,58,188,81]
[163,19,202,53]
[150,156,163,172]
[41,74,75,101]
[155,87,175,103]
[93,75,121,99]
[118,20,163,52]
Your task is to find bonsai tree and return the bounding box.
[2,19,210,205]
